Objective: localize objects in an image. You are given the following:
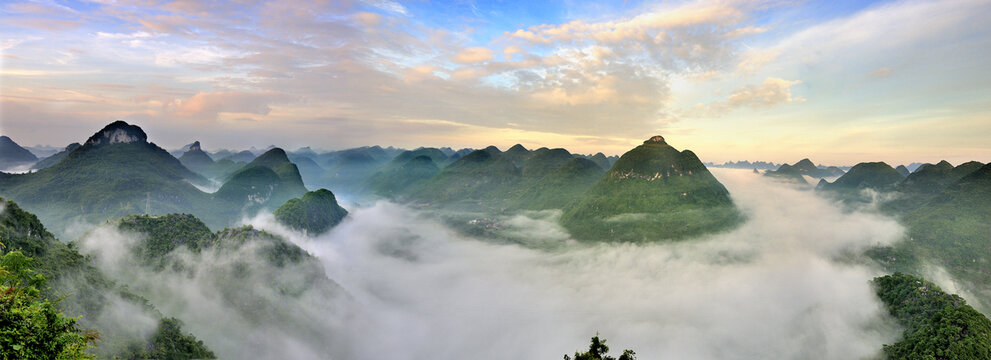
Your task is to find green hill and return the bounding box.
[393,147,449,165]
[560,135,742,242]
[895,163,991,290]
[273,189,349,235]
[819,162,903,192]
[214,148,308,212]
[873,273,991,359]
[882,161,984,214]
[517,157,604,210]
[30,142,81,170]
[403,145,547,210]
[366,155,441,197]
[0,121,223,237]
[763,163,809,185]
[0,135,38,169]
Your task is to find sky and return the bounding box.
[1,0,990,165]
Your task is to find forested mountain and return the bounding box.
[560,136,741,242]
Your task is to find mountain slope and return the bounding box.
[0,135,39,169]
[214,148,308,211]
[517,157,605,210]
[0,197,216,359]
[366,155,441,197]
[0,121,221,236]
[30,143,81,170]
[560,136,742,242]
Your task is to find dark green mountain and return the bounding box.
[896,163,991,290]
[874,273,991,359]
[521,148,574,179]
[882,161,984,213]
[366,155,441,197]
[274,189,349,235]
[404,146,525,209]
[30,142,81,170]
[819,162,903,192]
[560,136,742,242]
[763,163,809,185]
[582,152,613,171]
[215,148,308,211]
[517,157,604,210]
[0,121,219,237]
[895,165,910,177]
[0,135,38,169]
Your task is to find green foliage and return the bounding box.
[366,155,441,197]
[0,251,98,360]
[564,334,636,360]
[116,214,218,261]
[1,197,217,359]
[560,137,741,242]
[889,163,991,294]
[273,189,349,236]
[122,318,215,360]
[873,273,991,359]
[517,157,605,210]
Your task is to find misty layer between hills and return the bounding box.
[72,168,912,359]
[185,168,903,359]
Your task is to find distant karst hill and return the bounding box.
[560,135,742,242]
[0,121,222,236]
[400,144,607,212]
[274,189,349,236]
[215,147,309,211]
[0,135,39,169]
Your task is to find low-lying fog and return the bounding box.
[83,169,912,359]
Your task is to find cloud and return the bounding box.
[236,168,905,359]
[170,91,293,119]
[452,47,494,64]
[363,0,407,15]
[736,48,780,73]
[689,77,804,117]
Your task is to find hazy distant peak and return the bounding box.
[85,120,147,146]
[188,141,202,151]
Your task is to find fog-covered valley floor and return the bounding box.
[77,169,920,359]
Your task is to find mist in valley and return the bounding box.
[67,168,930,359]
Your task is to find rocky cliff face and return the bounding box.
[85,120,148,145]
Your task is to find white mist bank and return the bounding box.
[238,168,906,359]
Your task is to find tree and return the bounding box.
[0,250,99,359]
[564,334,636,360]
